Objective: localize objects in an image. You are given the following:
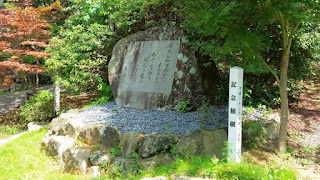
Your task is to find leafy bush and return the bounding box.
[19,90,54,123]
[45,0,161,92]
[84,82,113,108]
[242,121,267,149]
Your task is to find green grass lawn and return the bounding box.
[0,128,87,180]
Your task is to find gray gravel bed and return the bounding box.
[74,101,265,135]
[74,101,229,135]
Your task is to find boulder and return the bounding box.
[44,136,75,157]
[108,26,216,110]
[140,153,176,170]
[27,122,47,132]
[89,150,111,167]
[78,124,104,145]
[176,129,227,159]
[62,148,91,175]
[121,132,144,156]
[101,126,120,149]
[46,109,84,138]
[263,112,280,140]
[138,134,180,158]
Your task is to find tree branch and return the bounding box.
[279,12,288,49]
[288,22,301,50]
[262,59,280,86]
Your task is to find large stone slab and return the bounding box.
[108,26,208,110]
[176,129,227,159]
[138,134,180,158]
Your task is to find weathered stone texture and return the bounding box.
[121,131,144,156]
[176,129,227,159]
[108,26,212,110]
[138,134,179,158]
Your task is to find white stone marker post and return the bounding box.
[54,83,60,115]
[228,66,243,163]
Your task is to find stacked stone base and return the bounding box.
[42,109,227,178]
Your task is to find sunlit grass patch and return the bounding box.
[130,156,296,180]
[0,128,87,180]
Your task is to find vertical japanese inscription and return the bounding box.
[228,67,243,164]
[120,40,180,94]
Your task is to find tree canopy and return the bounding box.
[0,1,61,91]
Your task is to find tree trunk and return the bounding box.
[277,50,290,154]
[35,73,39,94]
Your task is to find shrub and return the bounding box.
[242,121,267,149]
[19,90,54,124]
[83,82,113,108]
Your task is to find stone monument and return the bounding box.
[108,26,216,110]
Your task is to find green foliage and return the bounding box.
[19,55,45,65]
[96,82,113,103]
[0,125,23,138]
[45,0,320,107]
[46,23,108,92]
[175,0,320,107]
[221,141,232,162]
[242,121,267,149]
[177,101,190,113]
[19,90,54,124]
[0,53,12,62]
[111,156,296,180]
[163,125,169,132]
[45,0,161,92]
[83,82,113,108]
[109,146,122,159]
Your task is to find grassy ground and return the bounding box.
[128,157,296,180]
[0,128,87,180]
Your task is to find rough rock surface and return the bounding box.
[89,150,111,166]
[101,126,120,149]
[108,26,214,110]
[78,124,104,145]
[176,129,227,159]
[121,131,144,156]
[44,136,75,157]
[263,112,280,140]
[138,134,180,158]
[62,148,91,174]
[27,122,47,132]
[46,109,84,138]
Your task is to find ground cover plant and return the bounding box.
[101,156,296,180]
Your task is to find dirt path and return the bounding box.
[287,77,320,178]
[0,132,26,146]
[0,85,53,115]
